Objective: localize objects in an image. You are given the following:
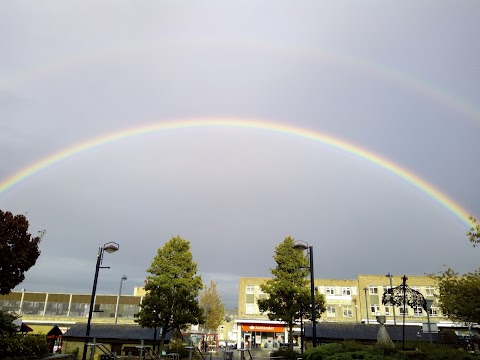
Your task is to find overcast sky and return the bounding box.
[1,1,479,309]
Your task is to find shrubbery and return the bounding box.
[0,333,49,358]
[270,347,301,360]
[302,341,480,360]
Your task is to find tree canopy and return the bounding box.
[0,210,44,295]
[432,216,480,324]
[199,281,225,332]
[258,236,326,350]
[135,236,203,353]
[467,216,480,247]
[433,268,480,324]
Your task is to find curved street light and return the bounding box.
[363,287,369,324]
[115,275,127,324]
[82,242,119,360]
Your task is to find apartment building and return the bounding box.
[236,274,449,347]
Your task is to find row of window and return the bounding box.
[326,305,353,318]
[246,285,436,297]
[366,286,436,296]
[324,304,440,318]
[0,300,139,317]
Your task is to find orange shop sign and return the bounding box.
[240,323,285,332]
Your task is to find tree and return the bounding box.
[432,216,480,324]
[199,281,225,333]
[0,311,18,336]
[467,216,480,247]
[0,210,44,295]
[135,236,203,353]
[258,236,326,351]
[433,268,480,324]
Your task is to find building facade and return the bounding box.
[238,274,449,331]
[0,288,145,327]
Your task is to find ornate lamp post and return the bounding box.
[382,275,426,350]
[292,241,317,347]
[82,242,119,360]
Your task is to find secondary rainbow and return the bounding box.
[3,38,479,125]
[0,117,472,227]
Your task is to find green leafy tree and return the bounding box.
[258,236,326,350]
[199,281,225,332]
[467,216,480,247]
[432,216,480,324]
[135,236,203,353]
[0,311,18,336]
[433,268,480,324]
[0,210,44,295]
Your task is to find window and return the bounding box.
[399,307,408,315]
[327,305,336,317]
[370,304,380,315]
[414,307,423,317]
[425,287,435,296]
[429,307,439,316]
[246,285,254,294]
[384,306,391,316]
[246,304,255,314]
[326,287,335,295]
[342,287,351,296]
[369,286,378,295]
[343,306,352,318]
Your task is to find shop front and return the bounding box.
[236,320,286,350]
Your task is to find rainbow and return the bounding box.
[3,38,479,125]
[0,117,473,227]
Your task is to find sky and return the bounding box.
[1,1,479,309]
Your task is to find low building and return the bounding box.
[62,323,171,359]
[0,290,144,327]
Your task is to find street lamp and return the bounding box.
[385,273,397,325]
[363,287,369,324]
[82,242,119,360]
[425,299,433,344]
[382,275,427,350]
[115,275,127,324]
[292,241,317,347]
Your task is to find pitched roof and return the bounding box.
[63,324,171,341]
[304,323,440,342]
[29,324,63,336]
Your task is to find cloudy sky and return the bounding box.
[1,1,479,309]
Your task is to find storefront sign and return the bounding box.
[240,323,285,332]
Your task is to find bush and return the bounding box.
[270,347,301,360]
[0,334,49,358]
[325,350,389,360]
[302,341,480,360]
[304,342,372,360]
[168,341,189,359]
[304,343,344,360]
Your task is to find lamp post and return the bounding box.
[385,273,397,325]
[425,299,433,344]
[115,275,127,324]
[82,242,119,360]
[363,287,369,324]
[292,241,316,347]
[382,275,427,350]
